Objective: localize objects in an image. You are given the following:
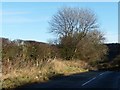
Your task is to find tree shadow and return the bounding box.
[14,71,105,89]
[2,65,119,90]
[98,66,120,71]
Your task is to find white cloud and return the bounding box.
[1,11,36,24]
[2,16,50,24]
[1,10,50,24]
[3,17,37,23]
[0,11,2,15]
[0,11,30,15]
[105,32,118,43]
[2,11,30,15]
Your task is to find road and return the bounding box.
[16,71,120,89]
[81,71,120,88]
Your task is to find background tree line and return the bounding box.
[2,38,120,72]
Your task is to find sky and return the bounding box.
[1,2,118,43]
[1,0,119,2]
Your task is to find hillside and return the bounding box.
[1,37,120,61]
[105,43,120,61]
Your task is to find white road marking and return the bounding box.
[81,72,106,86]
[99,72,105,76]
[82,77,96,86]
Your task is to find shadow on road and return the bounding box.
[11,64,120,90]
[14,71,105,89]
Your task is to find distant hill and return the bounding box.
[105,43,120,61]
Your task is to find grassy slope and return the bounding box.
[2,59,89,89]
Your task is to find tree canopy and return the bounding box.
[49,7,108,63]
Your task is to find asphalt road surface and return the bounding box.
[16,71,120,89]
[81,71,120,88]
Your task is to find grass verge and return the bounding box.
[2,59,89,89]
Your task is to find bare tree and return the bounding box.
[49,7,98,39]
[49,7,108,62]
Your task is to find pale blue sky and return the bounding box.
[1,2,118,43]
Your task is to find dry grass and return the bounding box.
[2,59,89,89]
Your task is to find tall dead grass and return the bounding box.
[2,59,89,89]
